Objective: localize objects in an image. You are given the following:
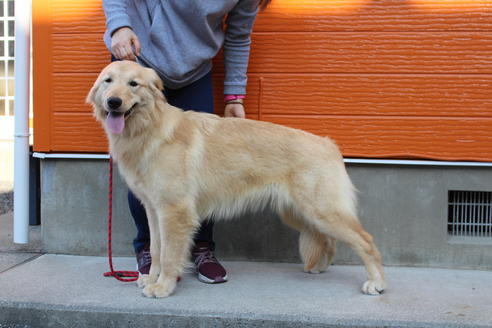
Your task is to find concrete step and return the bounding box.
[0,254,491,328]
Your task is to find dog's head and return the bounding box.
[86,60,165,135]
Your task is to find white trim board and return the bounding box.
[32,152,492,167]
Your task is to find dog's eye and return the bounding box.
[129,81,138,87]
[104,78,112,83]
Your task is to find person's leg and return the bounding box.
[164,72,216,249]
[121,67,224,281]
[164,72,214,114]
[108,56,153,271]
[127,72,217,270]
[165,72,227,283]
[128,191,150,253]
[107,56,154,274]
[128,190,153,275]
[193,220,215,248]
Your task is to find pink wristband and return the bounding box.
[224,95,246,102]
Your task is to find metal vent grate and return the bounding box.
[448,191,492,237]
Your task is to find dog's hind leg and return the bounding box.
[308,209,385,295]
[289,170,385,294]
[279,208,336,274]
[143,199,199,298]
[300,229,336,274]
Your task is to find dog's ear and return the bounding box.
[86,75,107,121]
[86,79,99,106]
[152,73,164,93]
[146,68,165,100]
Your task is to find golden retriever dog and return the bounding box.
[87,61,386,298]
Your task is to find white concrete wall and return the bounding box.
[0,139,14,192]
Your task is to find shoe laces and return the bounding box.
[193,248,218,268]
[138,249,152,267]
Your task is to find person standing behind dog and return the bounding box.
[102,0,271,284]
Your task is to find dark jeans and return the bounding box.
[127,71,215,253]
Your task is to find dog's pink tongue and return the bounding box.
[106,112,125,134]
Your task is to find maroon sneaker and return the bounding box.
[136,244,151,275]
[192,242,228,284]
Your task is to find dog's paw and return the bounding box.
[142,278,177,298]
[137,274,157,288]
[303,259,328,274]
[304,262,328,274]
[362,279,386,295]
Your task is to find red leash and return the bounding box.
[103,156,139,282]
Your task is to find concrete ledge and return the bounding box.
[40,159,492,270]
[1,255,491,328]
[0,191,12,215]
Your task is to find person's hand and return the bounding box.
[224,101,246,118]
[111,27,141,61]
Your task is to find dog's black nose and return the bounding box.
[107,97,122,110]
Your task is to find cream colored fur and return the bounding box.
[87,61,386,298]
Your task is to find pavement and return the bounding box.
[0,212,42,250]
[0,211,42,272]
[0,252,491,328]
[1,209,492,328]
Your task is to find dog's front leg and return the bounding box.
[136,201,160,288]
[143,200,199,298]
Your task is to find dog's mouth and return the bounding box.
[123,102,138,119]
[105,102,138,135]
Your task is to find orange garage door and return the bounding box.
[33,0,492,161]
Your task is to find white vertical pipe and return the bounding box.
[13,0,32,244]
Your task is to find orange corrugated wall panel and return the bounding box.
[33,0,492,161]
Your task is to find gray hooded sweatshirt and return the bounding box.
[102,0,259,94]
